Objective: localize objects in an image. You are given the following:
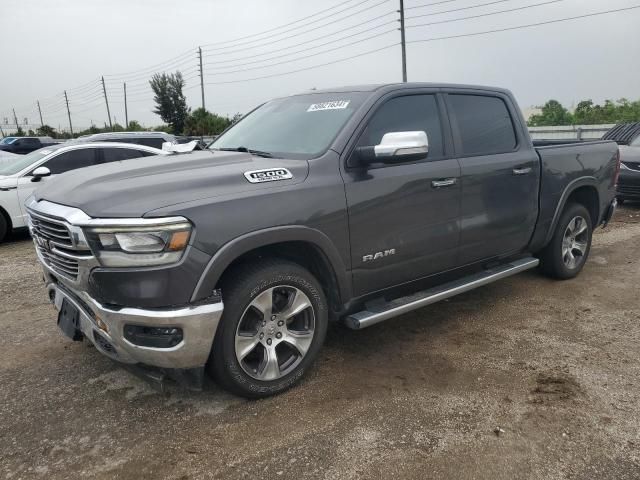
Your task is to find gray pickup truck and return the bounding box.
[27,83,619,398]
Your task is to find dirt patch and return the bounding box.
[1,205,640,479]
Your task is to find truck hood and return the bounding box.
[34,150,309,218]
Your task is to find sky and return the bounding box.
[0,0,639,133]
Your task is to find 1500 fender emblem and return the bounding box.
[244,168,293,183]
[363,249,396,263]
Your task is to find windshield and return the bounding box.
[0,146,60,176]
[0,137,16,145]
[631,136,640,147]
[210,92,367,159]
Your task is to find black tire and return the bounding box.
[539,203,593,279]
[617,197,625,205]
[0,214,7,243]
[207,259,328,399]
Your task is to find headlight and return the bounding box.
[85,222,192,267]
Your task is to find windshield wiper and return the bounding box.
[216,146,275,158]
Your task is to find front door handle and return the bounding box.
[513,167,532,175]
[431,178,457,188]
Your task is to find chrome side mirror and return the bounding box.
[375,131,429,159]
[354,131,429,166]
[31,166,51,182]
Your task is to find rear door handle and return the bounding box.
[431,178,457,188]
[513,167,532,175]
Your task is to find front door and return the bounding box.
[343,93,461,297]
[445,93,539,264]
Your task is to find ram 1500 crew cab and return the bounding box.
[28,83,619,398]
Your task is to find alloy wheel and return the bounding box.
[234,286,315,381]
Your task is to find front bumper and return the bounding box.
[617,168,640,199]
[44,269,223,370]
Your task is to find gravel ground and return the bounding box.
[1,205,639,480]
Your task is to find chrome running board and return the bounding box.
[345,257,539,330]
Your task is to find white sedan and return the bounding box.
[0,142,168,242]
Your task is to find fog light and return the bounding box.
[123,325,183,348]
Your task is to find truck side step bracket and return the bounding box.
[345,257,539,330]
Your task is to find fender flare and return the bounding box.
[191,225,351,303]
[544,176,600,246]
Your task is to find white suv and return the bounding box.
[0,142,167,242]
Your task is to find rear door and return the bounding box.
[445,92,539,264]
[342,92,461,297]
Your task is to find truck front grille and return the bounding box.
[30,215,73,247]
[28,212,91,281]
[622,162,640,172]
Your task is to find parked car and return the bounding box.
[603,122,640,203]
[0,142,167,241]
[77,131,177,149]
[0,136,58,154]
[28,83,618,398]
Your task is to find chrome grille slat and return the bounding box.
[29,211,80,280]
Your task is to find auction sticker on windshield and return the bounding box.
[307,100,350,112]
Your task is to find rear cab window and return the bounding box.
[447,94,517,157]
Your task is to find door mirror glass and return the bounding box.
[356,131,429,165]
[31,166,51,182]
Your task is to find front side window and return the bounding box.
[357,94,444,160]
[211,93,368,159]
[44,148,98,174]
[101,148,144,163]
[448,94,517,156]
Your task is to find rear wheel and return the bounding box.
[208,259,328,398]
[539,203,592,279]
[0,214,7,243]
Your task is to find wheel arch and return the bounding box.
[191,226,351,312]
[0,205,12,238]
[544,178,600,246]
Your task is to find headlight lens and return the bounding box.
[86,222,192,267]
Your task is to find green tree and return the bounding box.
[149,71,189,134]
[126,120,145,131]
[36,125,57,137]
[184,108,233,136]
[528,100,574,126]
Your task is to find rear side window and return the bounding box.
[101,148,144,163]
[449,94,517,156]
[358,95,444,160]
[135,138,165,149]
[44,149,98,174]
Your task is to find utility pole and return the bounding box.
[64,90,74,136]
[198,46,205,110]
[399,0,407,82]
[37,101,44,126]
[101,76,113,130]
[12,109,19,131]
[0,125,5,137]
[123,82,129,128]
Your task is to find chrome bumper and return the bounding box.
[44,270,223,369]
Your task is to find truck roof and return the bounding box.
[298,82,512,95]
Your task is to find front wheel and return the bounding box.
[539,203,593,279]
[208,260,328,398]
[0,214,7,243]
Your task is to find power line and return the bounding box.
[202,12,396,67]
[204,29,398,76]
[407,5,640,44]
[405,0,461,10]
[405,0,566,28]
[205,43,399,85]
[405,0,515,21]
[202,0,389,50]
[103,47,196,78]
[203,4,394,59]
